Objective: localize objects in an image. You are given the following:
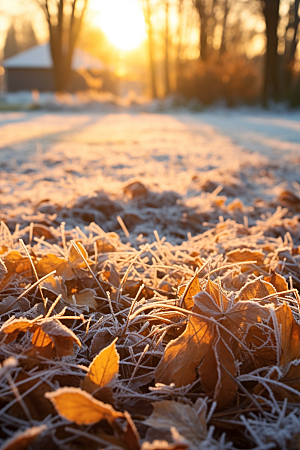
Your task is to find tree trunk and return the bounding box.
[165,0,170,96]
[262,0,280,104]
[284,0,300,93]
[144,0,158,98]
[194,0,208,61]
[44,0,87,92]
[220,0,229,55]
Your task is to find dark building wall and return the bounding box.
[5,67,119,94]
[6,68,55,92]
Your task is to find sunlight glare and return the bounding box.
[92,0,146,52]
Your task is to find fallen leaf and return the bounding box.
[155,313,213,387]
[199,328,237,410]
[264,272,288,293]
[145,400,206,449]
[275,302,300,366]
[178,274,201,310]
[36,254,65,277]
[45,387,122,425]
[71,289,98,310]
[237,278,277,304]
[124,181,148,198]
[0,425,47,450]
[81,338,119,393]
[3,251,31,276]
[227,248,264,266]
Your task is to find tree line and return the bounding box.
[2,0,300,106]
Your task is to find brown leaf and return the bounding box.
[0,425,46,450]
[39,318,81,358]
[70,289,98,310]
[275,302,300,366]
[145,400,206,449]
[81,338,119,393]
[264,272,289,293]
[36,254,65,277]
[237,278,277,303]
[0,258,7,283]
[0,316,39,343]
[155,314,213,386]
[103,261,120,287]
[32,224,54,240]
[45,387,123,425]
[205,278,229,312]
[178,275,201,310]
[90,328,115,357]
[199,329,237,410]
[3,251,31,275]
[227,248,264,266]
[40,275,67,299]
[124,181,148,198]
[95,237,116,253]
[55,242,93,281]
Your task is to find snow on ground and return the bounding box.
[0,108,300,244]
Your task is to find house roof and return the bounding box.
[3,43,106,71]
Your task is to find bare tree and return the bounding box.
[164,0,171,95]
[38,0,88,92]
[142,0,158,98]
[4,24,19,59]
[193,0,217,61]
[283,0,300,93]
[261,0,280,103]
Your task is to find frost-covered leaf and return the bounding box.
[81,338,119,393]
[0,425,47,450]
[45,387,122,425]
[178,274,201,310]
[145,401,206,449]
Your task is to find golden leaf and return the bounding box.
[227,248,264,266]
[178,274,201,310]
[36,254,65,277]
[81,338,119,393]
[3,251,31,275]
[276,303,300,366]
[45,387,122,425]
[237,278,277,303]
[155,315,213,387]
[199,329,237,410]
[264,272,288,293]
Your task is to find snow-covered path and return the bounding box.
[0,109,300,242]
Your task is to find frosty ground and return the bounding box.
[1,107,300,244]
[2,107,300,450]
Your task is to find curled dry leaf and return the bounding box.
[45,387,123,425]
[81,338,119,393]
[264,271,289,293]
[41,275,97,310]
[156,278,272,408]
[275,302,300,366]
[145,400,206,450]
[0,258,7,283]
[227,248,264,266]
[0,425,47,450]
[0,315,81,358]
[3,251,31,276]
[37,242,93,281]
[177,274,200,310]
[236,278,277,304]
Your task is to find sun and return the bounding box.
[91,0,146,52]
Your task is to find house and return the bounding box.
[2,42,118,93]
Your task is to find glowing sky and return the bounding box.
[89,0,146,52]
